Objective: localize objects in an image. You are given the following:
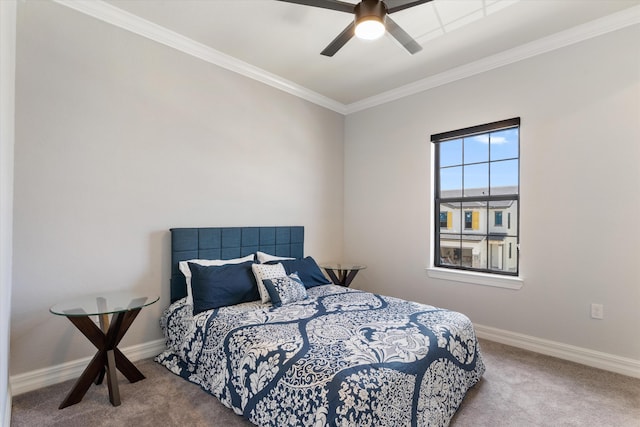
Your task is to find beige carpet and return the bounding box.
[11,339,640,426]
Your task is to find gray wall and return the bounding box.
[344,25,640,360]
[11,2,344,375]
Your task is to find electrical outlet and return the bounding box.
[591,303,604,319]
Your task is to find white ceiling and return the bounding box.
[67,0,640,112]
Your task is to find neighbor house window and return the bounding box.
[432,118,520,275]
[464,211,479,229]
[440,211,452,229]
[464,211,473,229]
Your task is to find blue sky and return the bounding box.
[439,128,518,194]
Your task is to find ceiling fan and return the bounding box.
[276,0,433,57]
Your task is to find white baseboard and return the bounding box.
[9,327,640,398]
[9,338,166,396]
[475,324,640,379]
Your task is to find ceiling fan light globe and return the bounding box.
[355,19,385,40]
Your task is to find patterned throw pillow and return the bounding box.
[263,273,308,307]
[251,262,287,303]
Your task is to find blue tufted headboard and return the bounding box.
[170,226,304,303]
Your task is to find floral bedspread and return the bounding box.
[156,285,484,427]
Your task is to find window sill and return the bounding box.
[426,267,523,290]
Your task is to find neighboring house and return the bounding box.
[439,186,518,273]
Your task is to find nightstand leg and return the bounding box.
[325,269,341,285]
[96,313,110,385]
[343,270,359,287]
[105,349,120,406]
[58,351,106,409]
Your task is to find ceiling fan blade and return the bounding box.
[385,16,422,54]
[386,0,433,14]
[320,22,356,57]
[275,0,354,14]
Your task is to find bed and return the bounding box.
[156,226,485,426]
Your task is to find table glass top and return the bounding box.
[50,292,159,317]
[321,263,367,271]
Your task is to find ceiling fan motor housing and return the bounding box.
[355,0,387,26]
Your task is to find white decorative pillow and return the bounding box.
[256,251,294,264]
[179,254,255,306]
[263,273,308,307]
[251,262,287,303]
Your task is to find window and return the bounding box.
[464,211,473,229]
[464,211,479,230]
[432,118,520,275]
[439,212,447,228]
[440,211,452,229]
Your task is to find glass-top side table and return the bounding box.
[320,263,367,287]
[50,292,158,317]
[50,292,159,409]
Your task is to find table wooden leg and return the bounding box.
[324,268,360,287]
[114,347,145,382]
[343,270,359,287]
[58,350,107,409]
[59,308,144,409]
[104,311,125,406]
[95,368,106,385]
[110,310,145,383]
[96,313,110,385]
[325,269,341,285]
[105,349,120,406]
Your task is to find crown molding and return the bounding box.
[53,0,348,115]
[345,5,640,114]
[54,1,639,116]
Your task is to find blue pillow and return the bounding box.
[189,260,259,314]
[276,256,331,288]
[263,273,308,307]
